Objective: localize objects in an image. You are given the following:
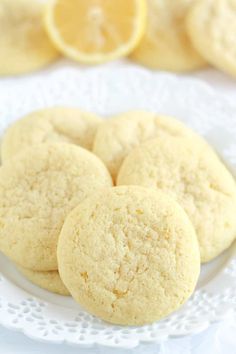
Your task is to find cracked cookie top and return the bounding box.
[117,135,236,263]
[57,186,200,325]
[1,107,102,161]
[0,142,112,270]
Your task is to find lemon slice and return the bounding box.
[0,0,59,76]
[45,0,147,64]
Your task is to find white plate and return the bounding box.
[0,66,236,349]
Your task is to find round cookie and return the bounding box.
[17,266,70,296]
[93,111,199,181]
[0,0,59,76]
[130,0,206,71]
[186,0,236,77]
[117,136,236,263]
[58,186,200,325]
[1,107,102,161]
[0,143,112,271]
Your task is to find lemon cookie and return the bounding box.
[186,0,236,77]
[93,111,198,181]
[130,0,206,71]
[58,186,200,325]
[18,266,70,296]
[0,143,112,271]
[0,0,59,76]
[117,136,236,263]
[1,107,102,161]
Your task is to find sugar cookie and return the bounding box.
[93,111,199,181]
[117,136,236,263]
[130,0,206,71]
[0,143,112,271]
[18,266,70,296]
[186,0,236,77]
[1,107,102,161]
[58,186,200,325]
[0,0,59,76]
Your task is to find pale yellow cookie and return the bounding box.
[186,0,236,77]
[0,0,59,76]
[93,111,199,181]
[117,136,236,263]
[58,186,200,325]
[1,107,102,161]
[0,143,112,271]
[130,0,206,71]
[17,266,70,296]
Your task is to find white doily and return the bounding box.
[0,65,235,348]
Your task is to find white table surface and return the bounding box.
[0,63,235,354]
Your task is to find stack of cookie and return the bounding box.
[0,108,236,326]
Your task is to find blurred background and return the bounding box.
[0,0,235,96]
